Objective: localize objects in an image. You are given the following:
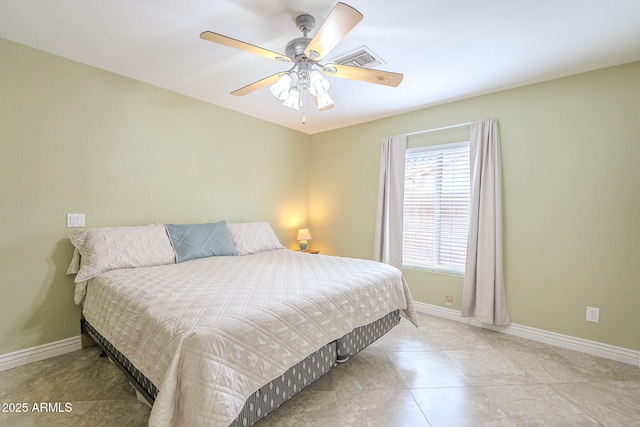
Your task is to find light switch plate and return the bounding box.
[66,213,85,228]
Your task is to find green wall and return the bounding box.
[0,38,310,355]
[2,34,638,357]
[309,61,640,351]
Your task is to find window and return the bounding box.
[403,142,471,274]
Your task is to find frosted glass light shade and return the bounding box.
[309,70,330,96]
[282,87,300,110]
[270,74,292,100]
[316,92,334,110]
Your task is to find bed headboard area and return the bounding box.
[67,221,285,304]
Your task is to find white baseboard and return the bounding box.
[414,302,640,367]
[0,336,82,372]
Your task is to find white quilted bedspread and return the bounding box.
[82,249,417,427]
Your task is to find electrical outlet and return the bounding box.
[586,306,600,323]
[445,296,453,306]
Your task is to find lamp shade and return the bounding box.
[309,70,330,96]
[296,228,312,241]
[282,87,300,110]
[316,92,334,110]
[270,73,292,100]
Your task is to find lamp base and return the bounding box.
[299,240,308,251]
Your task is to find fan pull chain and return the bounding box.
[301,91,306,124]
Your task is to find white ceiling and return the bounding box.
[1,0,639,134]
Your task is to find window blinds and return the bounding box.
[403,142,471,274]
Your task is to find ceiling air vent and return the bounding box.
[331,46,385,69]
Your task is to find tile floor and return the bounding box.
[1,312,639,426]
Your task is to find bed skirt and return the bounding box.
[81,309,401,426]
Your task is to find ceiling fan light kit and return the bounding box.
[200,2,403,122]
[273,61,334,112]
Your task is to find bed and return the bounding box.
[68,221,417,427]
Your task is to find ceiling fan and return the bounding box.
[200,2,403,116]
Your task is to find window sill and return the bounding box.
[402,265,464,277]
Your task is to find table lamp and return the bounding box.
[296,228,312,251]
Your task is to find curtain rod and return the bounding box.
[406,122,471,137]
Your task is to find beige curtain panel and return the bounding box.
[373,134,406,269]
[462,118,511,326]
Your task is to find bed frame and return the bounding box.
[81,310,400,426]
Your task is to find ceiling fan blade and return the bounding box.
[305,2,363,61]
[231,73,284,96]
[200,31,291,62]
[323,64,403,87]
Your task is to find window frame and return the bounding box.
[402,141,471,275]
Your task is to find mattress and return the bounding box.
[81,249,417,426]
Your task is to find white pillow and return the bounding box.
[227,222,285,255]
[67,247,81,275]
[69,225,176,282]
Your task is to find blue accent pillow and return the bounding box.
[165,221,238,262]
